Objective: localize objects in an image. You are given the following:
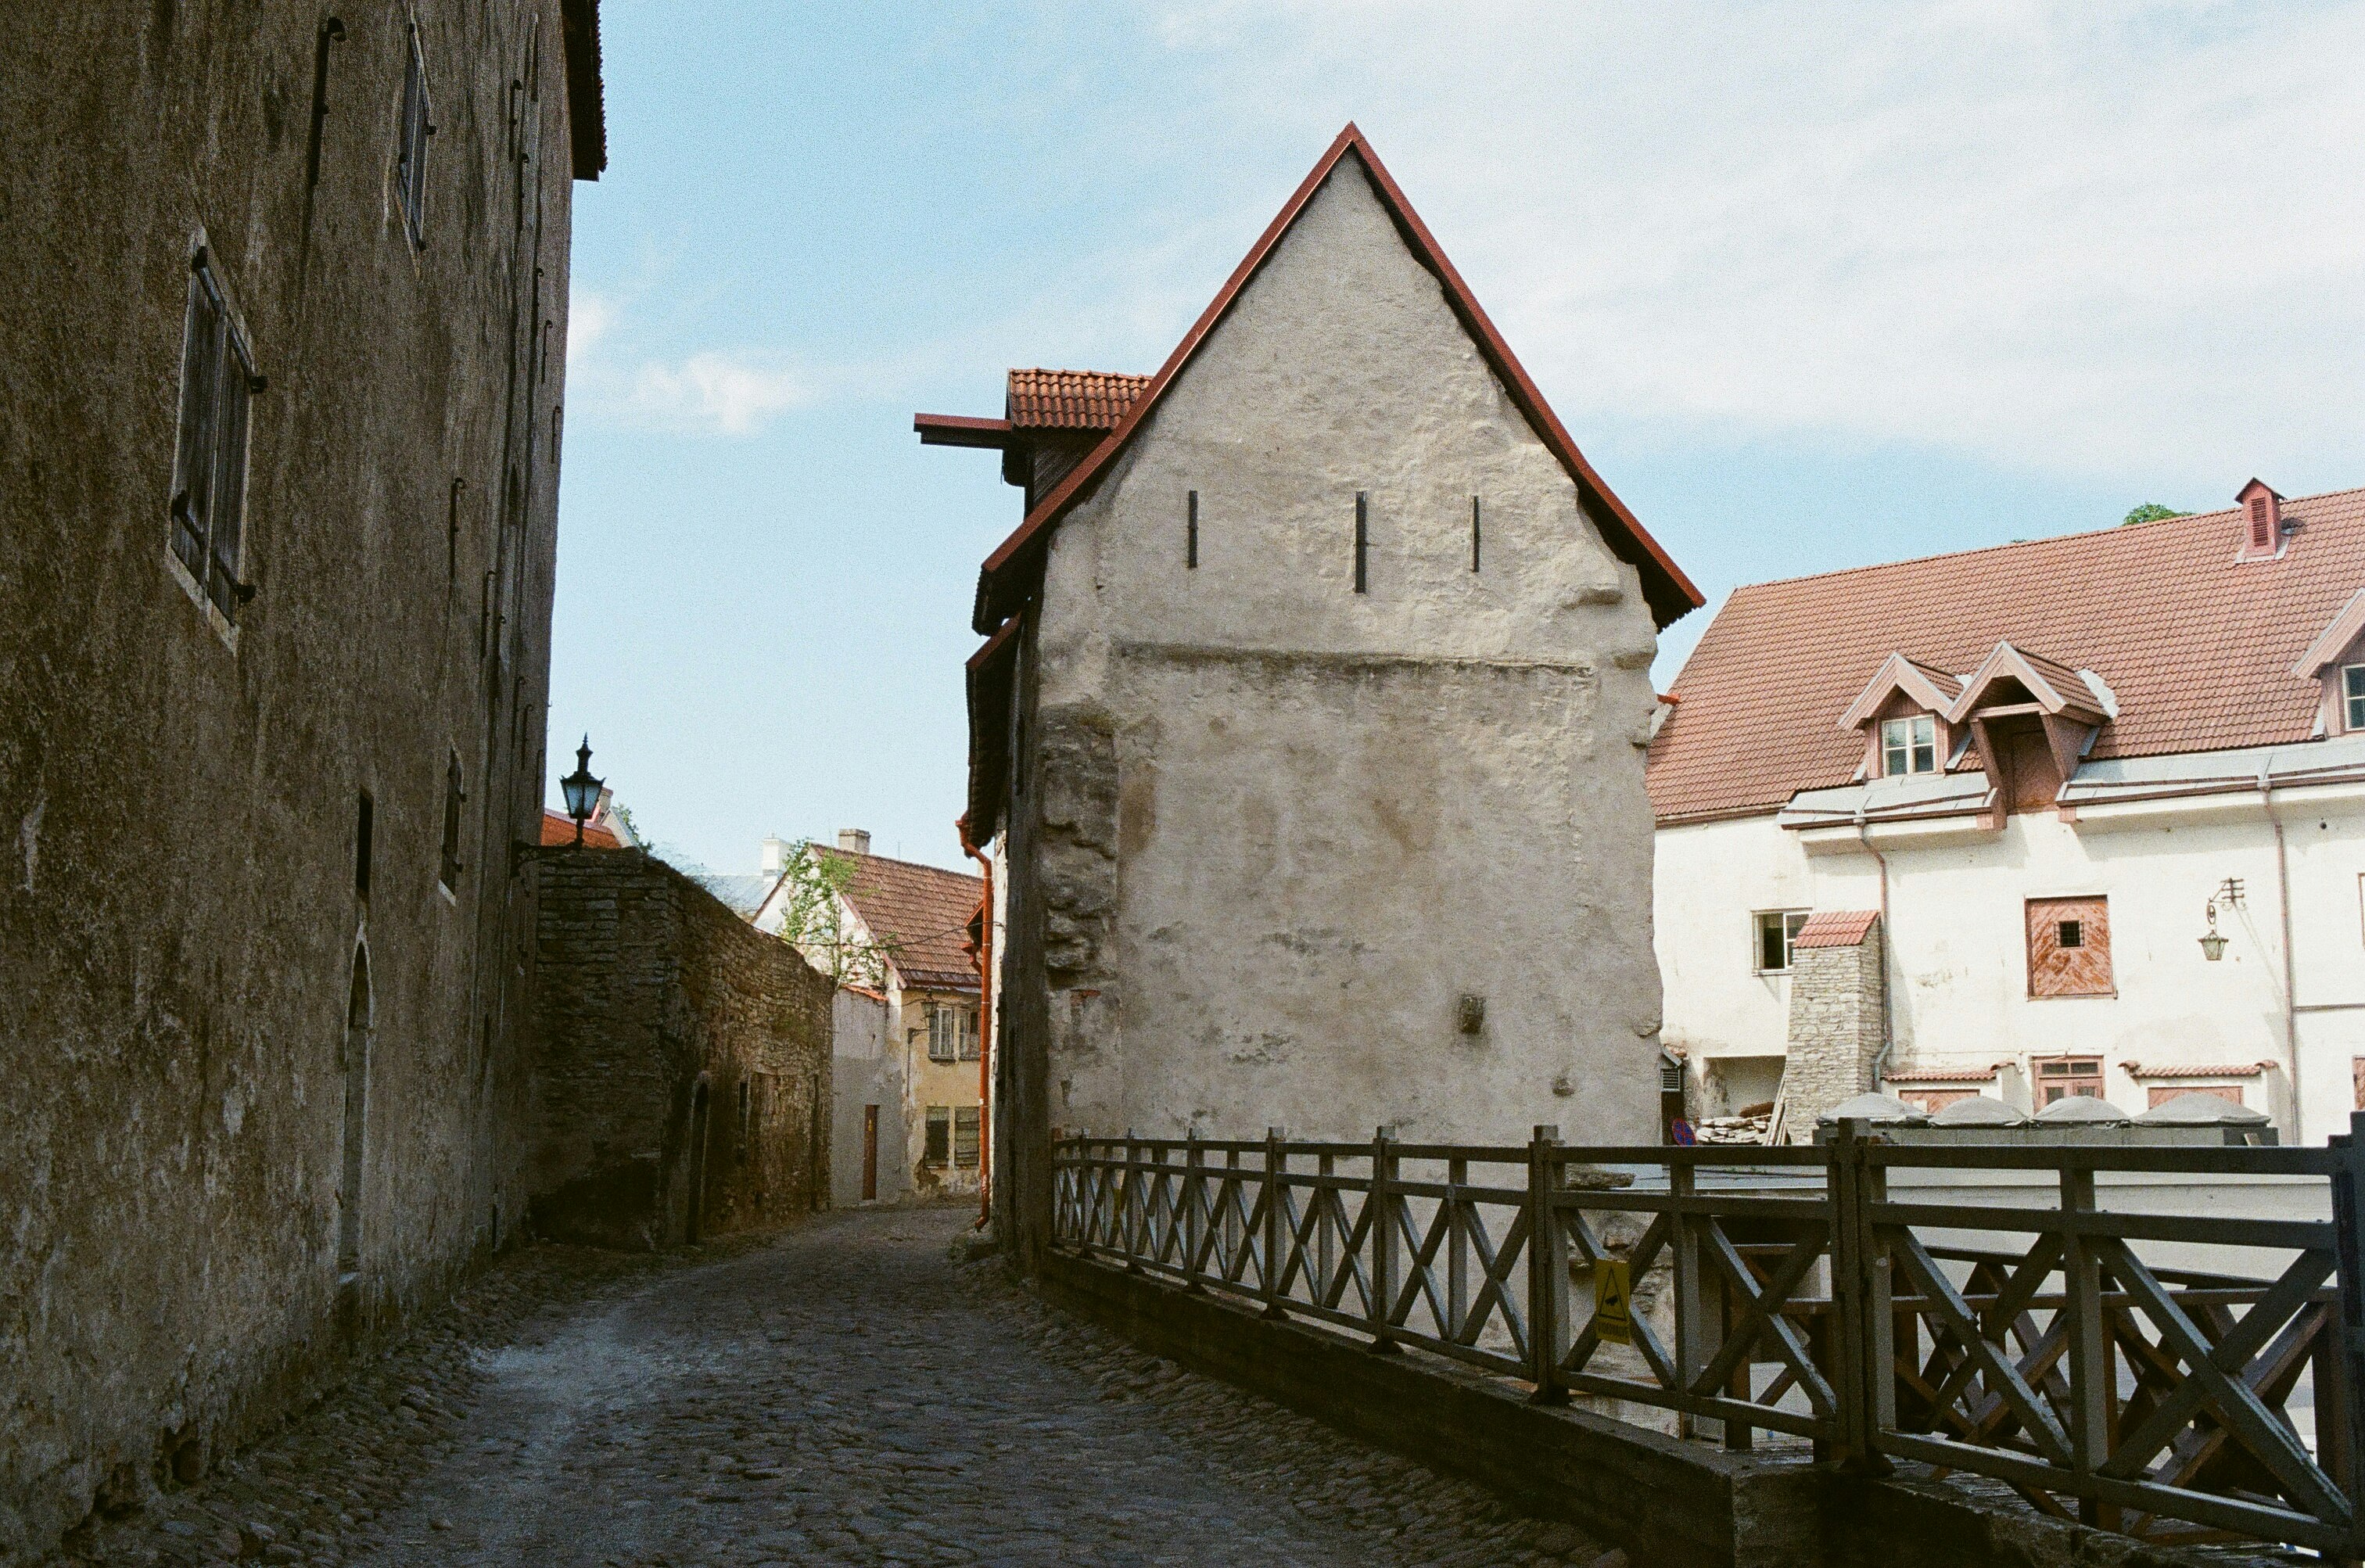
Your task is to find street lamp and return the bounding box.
[558,735,604,847]
[2198,877,2243,961]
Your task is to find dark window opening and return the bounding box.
[1186,489,1198,569]
[1470,496,1481,572]
[1353,491,1369,594]
[170,250,260,625]
[439,752,464,893]
[1754,910,1810,973]
[924,1106,951,1167]
[2058,919,2083,949]
[447,476,465,583]
[736,1079,752,1165]
[355,791,374,899]
[397,24,433,247]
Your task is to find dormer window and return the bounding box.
[2346,666,2365,731]
[1881,715,1938,776]
[2236,478,2284,562]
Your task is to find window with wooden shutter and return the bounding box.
[2033,1055,2104,1104]
[2027,896,2112,997]
[171,249,260,625]
[2148,1084,2241,1110]
[953,1107,980,1168]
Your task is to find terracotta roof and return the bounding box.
[1006,369,1150,432]
[1882,1066,2001,1083]
[1793,910,1881,949]
[1649,487,2365,823]
[970,124,1701,636]
[2122,1061,2271,1078]
[541,808,622,849]
[825,848,985,993]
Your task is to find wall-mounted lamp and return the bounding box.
[558,736,604,846]
[2199,877,2244,961]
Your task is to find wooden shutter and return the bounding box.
[2027,897,2112,997]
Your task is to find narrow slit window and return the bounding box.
[1470,496,1481,572]
[354,791,374,899]
[1353,491,1368,594]
[439,752,464,893]
[1186,490,1198,569]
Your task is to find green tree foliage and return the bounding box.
[2122,503,2186,526]
[772,841,895,989]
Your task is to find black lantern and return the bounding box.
[558,736,604,847]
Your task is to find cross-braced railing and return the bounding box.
[1050,1115,2365,1559]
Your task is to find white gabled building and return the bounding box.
[1650,483,2365,1144]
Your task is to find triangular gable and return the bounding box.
[969,123,1703,635]
[2292,587,2365,679]
[1943,640,2106,727]
[1836,653,1962,734]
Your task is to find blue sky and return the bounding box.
[551,2,2364,874]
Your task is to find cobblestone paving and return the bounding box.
[56,1207,1607,1568]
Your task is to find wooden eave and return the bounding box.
[1836,652,1961,733]
[2292,587,2365,679]
[967,123,1703,636]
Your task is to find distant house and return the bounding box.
[741,831,987,1200]
[1649,483,2365,1143]
[540,782,637,850]
[926,125,1700,1263]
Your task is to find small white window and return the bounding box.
[1880,715,1939,777]
[1754,910,1809,974]
[2345,665,2365,732]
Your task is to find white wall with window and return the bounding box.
[1657,784,2365,1143]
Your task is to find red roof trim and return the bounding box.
[971,123,1702,633]
[915,413,1013,450]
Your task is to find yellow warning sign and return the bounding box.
[1595,1259,1633,1345]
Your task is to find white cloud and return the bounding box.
[623,352,811,435]
[564,290,813,436]
[1139,0,2365,484]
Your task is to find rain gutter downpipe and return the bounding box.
[1854,802,1897,1093]
[2258,764,2302,1138]
[960,816,994,1231]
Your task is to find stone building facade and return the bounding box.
[529,852,834,1247]
[0,2,602,1556]
[1779,913,1888,1132]
[928,127,1703,1266]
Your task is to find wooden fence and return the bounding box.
[1051,1117,2365,1557]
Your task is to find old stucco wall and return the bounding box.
[530,852,834,1248]
[0,5,580,1556]
[831,987,908,1206]
[1003,154,1665,1251]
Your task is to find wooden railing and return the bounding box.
[1051,1118,2365,1557]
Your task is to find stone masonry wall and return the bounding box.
[1782,921,1888,1136]
[531,852,833,1249]
[0,5,589,1558]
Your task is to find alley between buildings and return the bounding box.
[59,1207,1605,1568]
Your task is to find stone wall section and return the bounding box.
[530,851,833,1248]
[1782,917,1888,1136]
[0,5,587,1555]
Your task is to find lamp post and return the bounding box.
[558,736,603,847]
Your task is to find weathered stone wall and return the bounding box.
[1782,924,1888,1135]
[530,852,834,1248]
[0,4,588,1556]
[999,154,1667,1258]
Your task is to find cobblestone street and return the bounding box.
[61,1207,1604,1568]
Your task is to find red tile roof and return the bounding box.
[971,124,1700,636]
[1649,487,2365,824]
[2122,1061,2271,1078]
[1793,910,1882,949]
[1006,369,1150,432]
[541,808,622,849]
[1883,1066,2000,1083]
[824,848,985,993]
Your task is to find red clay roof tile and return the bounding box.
[1794,910,1882,948]
[824,848,985,993]
[1649,487,2365,823]
[1006,369,1150,432]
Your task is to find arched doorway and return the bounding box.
[684,1079,711,1245]
[337,944,372,1299]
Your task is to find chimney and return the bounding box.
[759,834,787,877]
[837,828,871,856]
[2237,478,2284,562]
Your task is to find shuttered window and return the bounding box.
[2026,896,2112,997]
[924,1106,950,1167]
[2033,1056,2104,1104]
[170,251,259,625]
[953,1106,980,1169]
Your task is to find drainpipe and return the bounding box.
[2258,765,2302,1139]
[960,816,994,1230]
[1854,802,1897,1092]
